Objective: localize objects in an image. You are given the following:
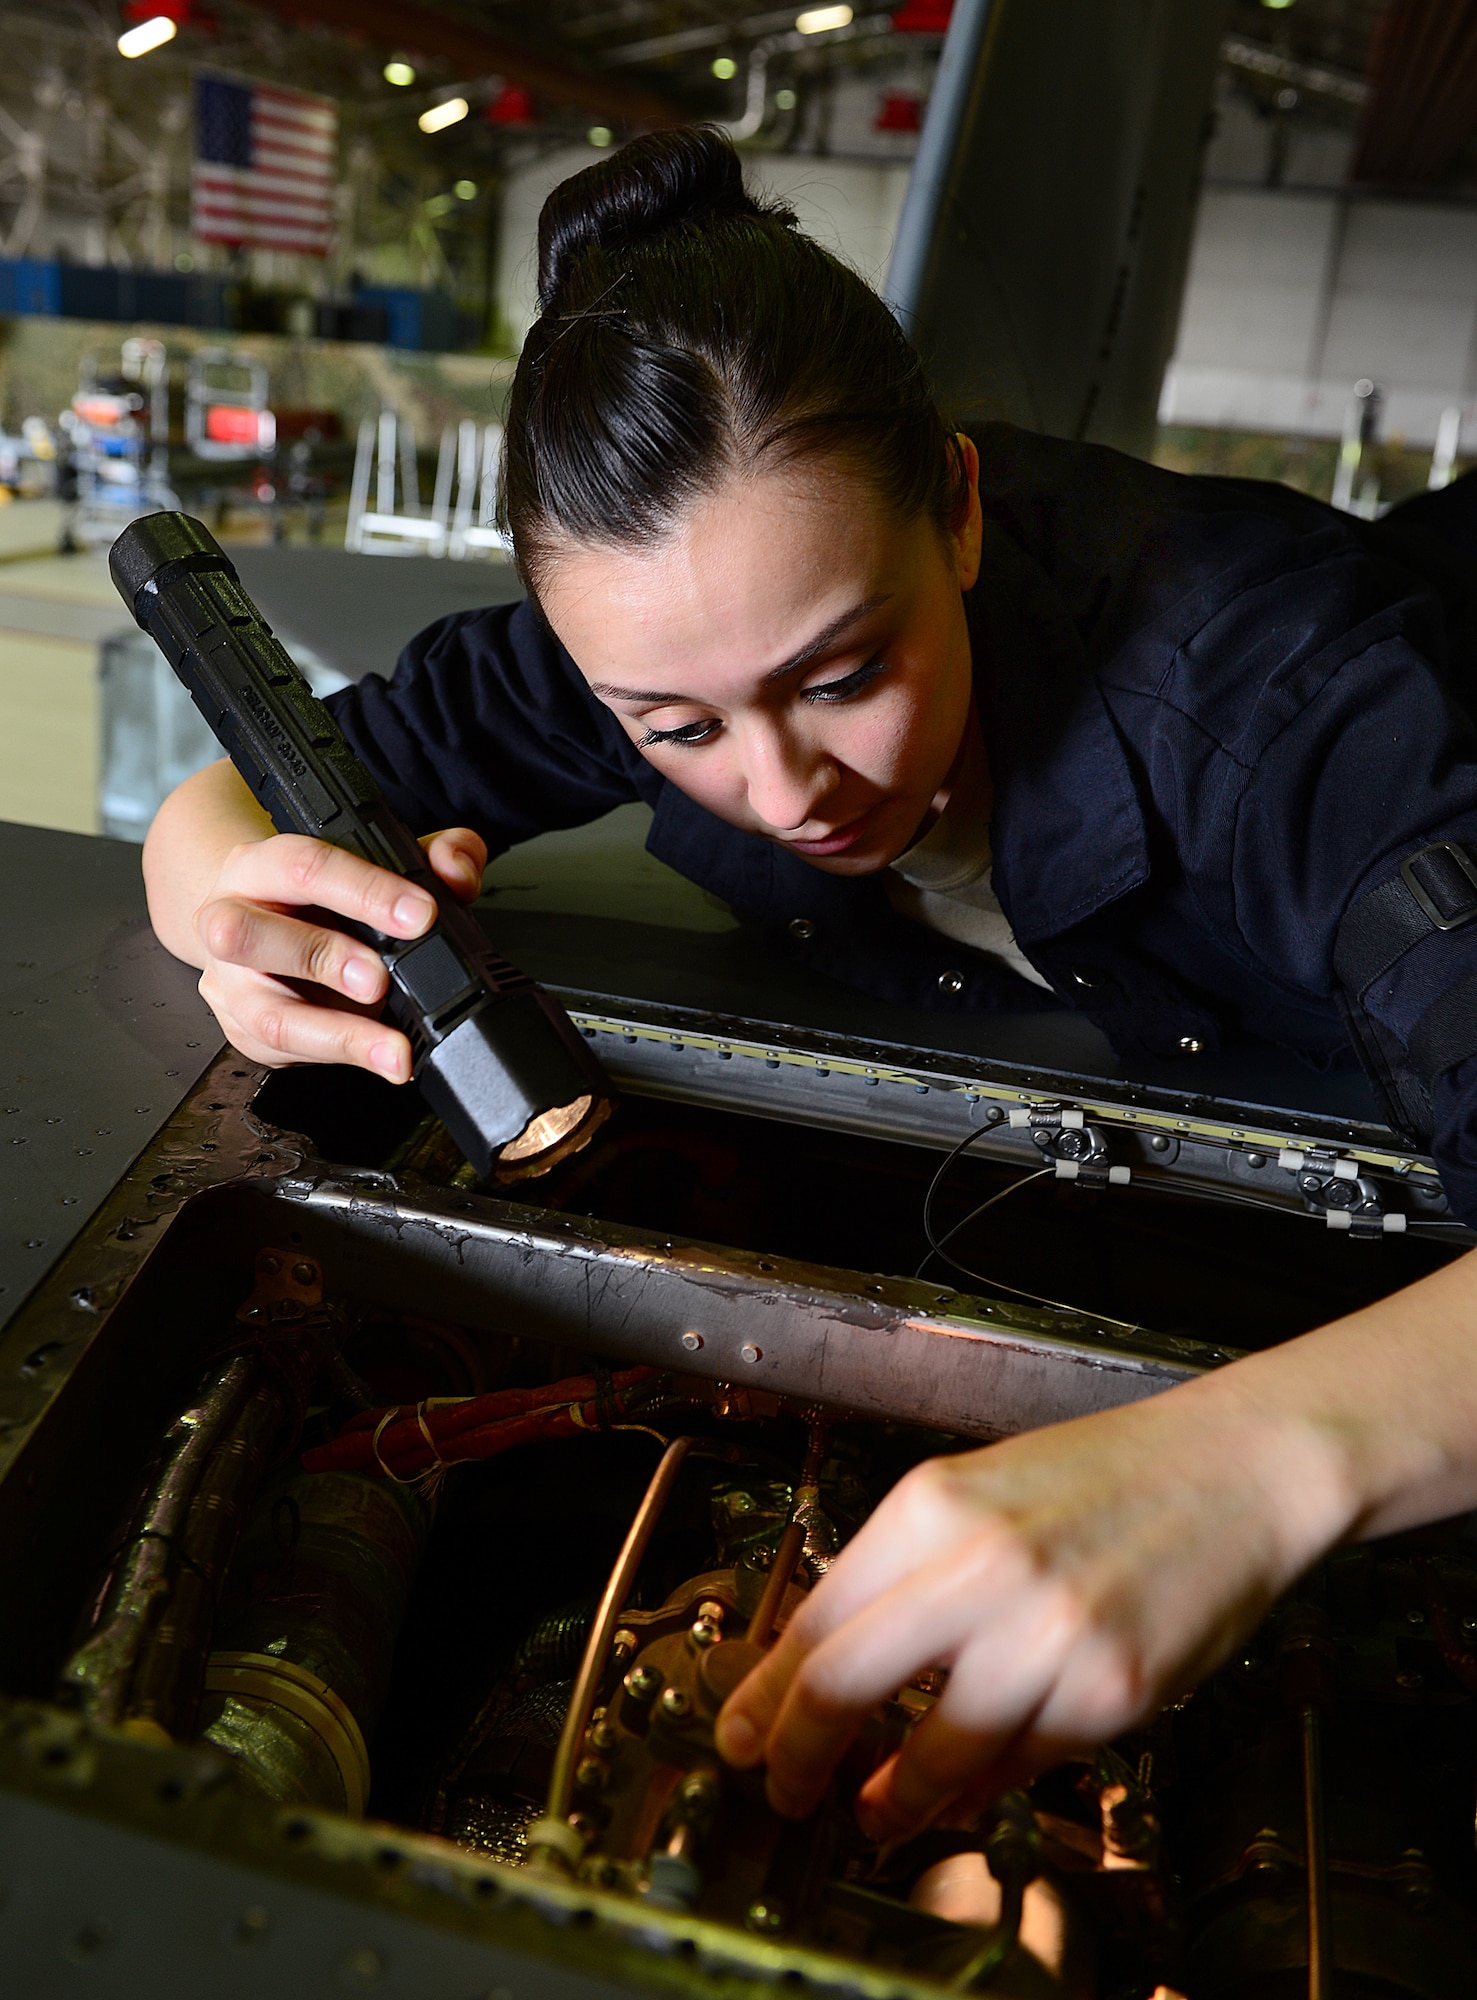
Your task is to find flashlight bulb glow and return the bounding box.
[498,1096,595,1165]
[796,5,852,32]
[118,15,178,57]
[419,96,469,133]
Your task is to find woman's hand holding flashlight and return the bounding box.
[143,756,486,1079]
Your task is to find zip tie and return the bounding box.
[371,1401,446,1485]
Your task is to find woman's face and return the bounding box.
[537,438,984,876]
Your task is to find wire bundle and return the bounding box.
[302,1366,660,1481]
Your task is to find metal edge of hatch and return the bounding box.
[0,1048,1230,1996]
[0,1052,1230,1500]
[0,1696,1019,2000]
[553,988,1469,1244]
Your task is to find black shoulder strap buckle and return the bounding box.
[1401,842,1477,931]
[1336,840,1477,997]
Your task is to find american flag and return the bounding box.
[192,75,337,257]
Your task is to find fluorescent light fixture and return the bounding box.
[118,15,177,57]
[384,60,416,86]
[418,96,469,133]
[796,5,852,31]
[587,125,613,147]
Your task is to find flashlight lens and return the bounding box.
[498,1095,595,1165]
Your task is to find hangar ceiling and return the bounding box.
[0,0,1473,332]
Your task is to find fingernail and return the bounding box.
[343,957,377,999]
[393,892,433,932]
[715,1712,760,1766]
[371,1040,407,1082]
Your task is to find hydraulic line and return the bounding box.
[1302,1701,1332,2000]
[60,1355,255,1724]
[745,1519,807,1650]
[746,1419,829,1649]
[125,1375,295,1740]
[527,1435,696,1869]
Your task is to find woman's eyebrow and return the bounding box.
[587,594,890,705]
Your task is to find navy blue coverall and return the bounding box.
[327,425,1477,1227]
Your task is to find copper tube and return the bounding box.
[745,1520,807,1650]
[541,1436,695,1833]
[746,1419,829,1649]
[1301,1703,1332,2000]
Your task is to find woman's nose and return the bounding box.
[742,725,838,833]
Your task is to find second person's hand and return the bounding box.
[713,1367,1355,1844]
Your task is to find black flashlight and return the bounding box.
[110,511,614,1181]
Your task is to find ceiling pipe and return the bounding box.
[724,34,785,141]
[722,12,896,141]
[242,0,684,127]
[604,9,801,69]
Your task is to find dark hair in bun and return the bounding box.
[501,125,963,589]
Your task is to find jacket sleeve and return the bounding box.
[324,596,657,854]
[1201,550,1477,1223]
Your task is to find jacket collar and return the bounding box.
[969,520,1149,945]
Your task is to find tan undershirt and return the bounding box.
[885,717,1053,992]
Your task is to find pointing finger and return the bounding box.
[197,897,389,1004]
[217,834,435,938]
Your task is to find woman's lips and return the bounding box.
[782,802,884,857]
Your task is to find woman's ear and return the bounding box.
[951,432,984,591]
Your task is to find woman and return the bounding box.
[144,127,1477,1846]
